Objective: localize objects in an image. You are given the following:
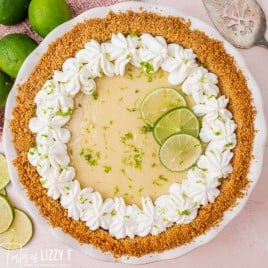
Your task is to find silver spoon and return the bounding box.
[203,0,268,49]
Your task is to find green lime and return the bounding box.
[0,194,14,234]
[153,107,200,145]
[0,188,6,195]
[29,0,72,37]
[0,154,9,190]
[0,33,37,78]
[0,0,30,25]
[140,87,186,126]
[0,208,33,249]
[159,134,202,172]
[0,71,12,107]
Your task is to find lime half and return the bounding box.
[140,87,186,126]
[159,134,202,172]
[153,107,200,144]
[0,208,33,250]
[0,194,14,234]
[0,155,9,190]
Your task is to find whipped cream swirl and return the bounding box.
[139,34,168,72]
[75,40,114,77]
[102,33,140,75]
[182,67,219,104]
[182,167,220,205]
[53,58,97,96]
[162,44,197,85]
[155,183,198,224]
[28,33,236,239]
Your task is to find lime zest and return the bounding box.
[92,91,99,100]
[56,107,73,116]
[103,165,112,173]
[140,62,154,74]
[113,185,120,195]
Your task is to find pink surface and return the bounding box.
[0,0,268,267]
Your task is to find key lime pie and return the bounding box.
[10,11,255,257]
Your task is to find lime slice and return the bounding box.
[159,134,202,172]
[153,107,200,144]
[140,87,186,126]
[0,154,10,190]
[0,188,6,196]
[0,194,14,234]
[0,208,33,250]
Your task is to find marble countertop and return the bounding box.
[0,0,267,267]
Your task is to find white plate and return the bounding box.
[3,1,267,264]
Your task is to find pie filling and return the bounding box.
[66,65,192,206]
[27,33,237,239]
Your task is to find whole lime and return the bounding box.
[0,34,37,78]
[0,0,30,25]
[0,71,12,107]
[29,0,72,37]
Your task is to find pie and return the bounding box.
[10,11,255,257]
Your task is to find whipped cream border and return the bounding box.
[28,33,237,239]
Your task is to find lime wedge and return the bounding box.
[140,87,186,126]
[0,188,6,196]
[0,208,33,249]
[0,194,14,234]
[159,134,202,172]
[153,107,200,144]
[0,154,10,190]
